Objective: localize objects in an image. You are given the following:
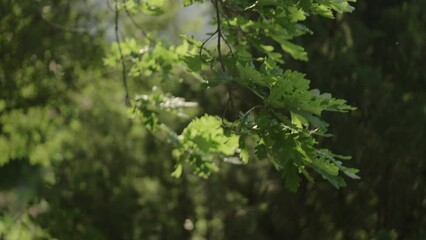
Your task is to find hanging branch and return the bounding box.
[114,1,131,107]
[41,17,90,33]
[199,0,234,63]
[214,0,225,72]
[211,0,237,121]
[39,5,91,33]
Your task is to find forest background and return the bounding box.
[0,0,425,239]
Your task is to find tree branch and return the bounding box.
[114,1,131,107]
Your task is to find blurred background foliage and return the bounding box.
[0,0,425,239]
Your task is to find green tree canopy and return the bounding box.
[1,0,425,239]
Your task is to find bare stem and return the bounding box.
[114,1,131,107]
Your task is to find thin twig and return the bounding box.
[39,6,90,33]
[227,84,235,110]
[41,18,90,33]
[213,0,226,72]
[121,0,150,39]
[212,0,238,119]
[114,1,131,107]
[218,7,235,58]
[221,34,235,58]
[199,1,235,63]
[199,29,218,63]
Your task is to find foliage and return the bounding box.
[106,0,359,191]
[1,0,425,239]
